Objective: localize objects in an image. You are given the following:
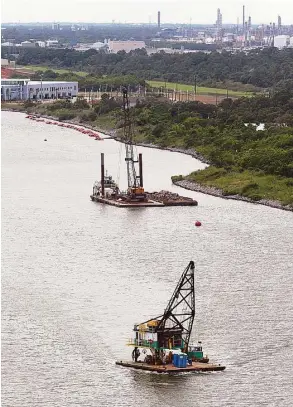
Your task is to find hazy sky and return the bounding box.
[2,0,293,25]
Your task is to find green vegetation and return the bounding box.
[3,46,293,91]
[1,24,157,45]
[129,93,293,207]
[180,167,293,205]
[18,65,88,76]
[147,80,254,97]
[24,69,146,92]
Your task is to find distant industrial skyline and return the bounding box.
[1,0,293,25]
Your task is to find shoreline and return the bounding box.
[172,180,293,212]
[2,108,292,212]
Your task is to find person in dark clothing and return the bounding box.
[132,347,140,362]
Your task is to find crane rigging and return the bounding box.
[116,260,225,373]
[121,88,146,202]
[133,261,196,358]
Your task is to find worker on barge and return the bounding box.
[132,347,140,362]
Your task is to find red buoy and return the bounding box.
[195,221,202,227]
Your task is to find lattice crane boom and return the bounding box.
[122,88,139,190]
[155,261,195,351]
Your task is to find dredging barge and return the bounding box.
[90,88,198,208]
[116,261,225,374]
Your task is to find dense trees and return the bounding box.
[126,91,293,179]
[5,46,293,89]
[1,24,158,44]
[29,70,146,92]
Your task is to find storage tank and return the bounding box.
[274,35,289,49]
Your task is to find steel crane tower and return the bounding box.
[121,88,146,201]
[155,260,195,352]
[138,261,195,353]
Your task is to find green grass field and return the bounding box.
[147,80,255,97]
[184,167,293,206]
[17,65,88,77]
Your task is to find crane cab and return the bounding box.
[127,187,147,201]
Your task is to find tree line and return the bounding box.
[4,46,293,89]
[126,92,293,179]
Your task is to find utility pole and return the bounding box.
[40,73,43,102]
[194,75,197,97]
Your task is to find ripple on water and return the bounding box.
[2,112,293,407]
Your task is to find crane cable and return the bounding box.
[116,141,123,189]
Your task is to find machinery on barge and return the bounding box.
[90,88,198,207]
[91,88,147,205]
[116,261,225,373]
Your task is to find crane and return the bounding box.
[152,260,195,353]
[121,88,146,202]
[130,261,197,365]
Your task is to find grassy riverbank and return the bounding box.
[147,80,255,97]
[172,167,293,206]
[16,65,88,76]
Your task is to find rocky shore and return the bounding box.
[173,179,293,212]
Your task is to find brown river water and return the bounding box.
[2,111,293,406]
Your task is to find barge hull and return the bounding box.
[90,195,164,207]
[115,360,226,373]
[90,195,198,207]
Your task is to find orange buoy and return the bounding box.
[195,221,202,227]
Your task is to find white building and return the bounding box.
[1,42,14,47]
[1,58,16,68]
[1,79,78,101]
[74,41,107,52]
[35,41,46,48]
[46,40,59,47]
[107,40,146,53]
[21,41,36,48]
[274,35,289,49]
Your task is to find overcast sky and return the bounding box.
[2,0,293,25]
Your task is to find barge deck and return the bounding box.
[90,190,198,207]
[90,195,164,207]
[116,360,226,373]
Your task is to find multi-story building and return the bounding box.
[1,79,78,101]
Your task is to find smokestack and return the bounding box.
[158,11,161,29]
[139,153,143,187]
[101,153,105,197]
[278,15,282,33]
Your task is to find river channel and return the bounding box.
[2,111,293,407]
